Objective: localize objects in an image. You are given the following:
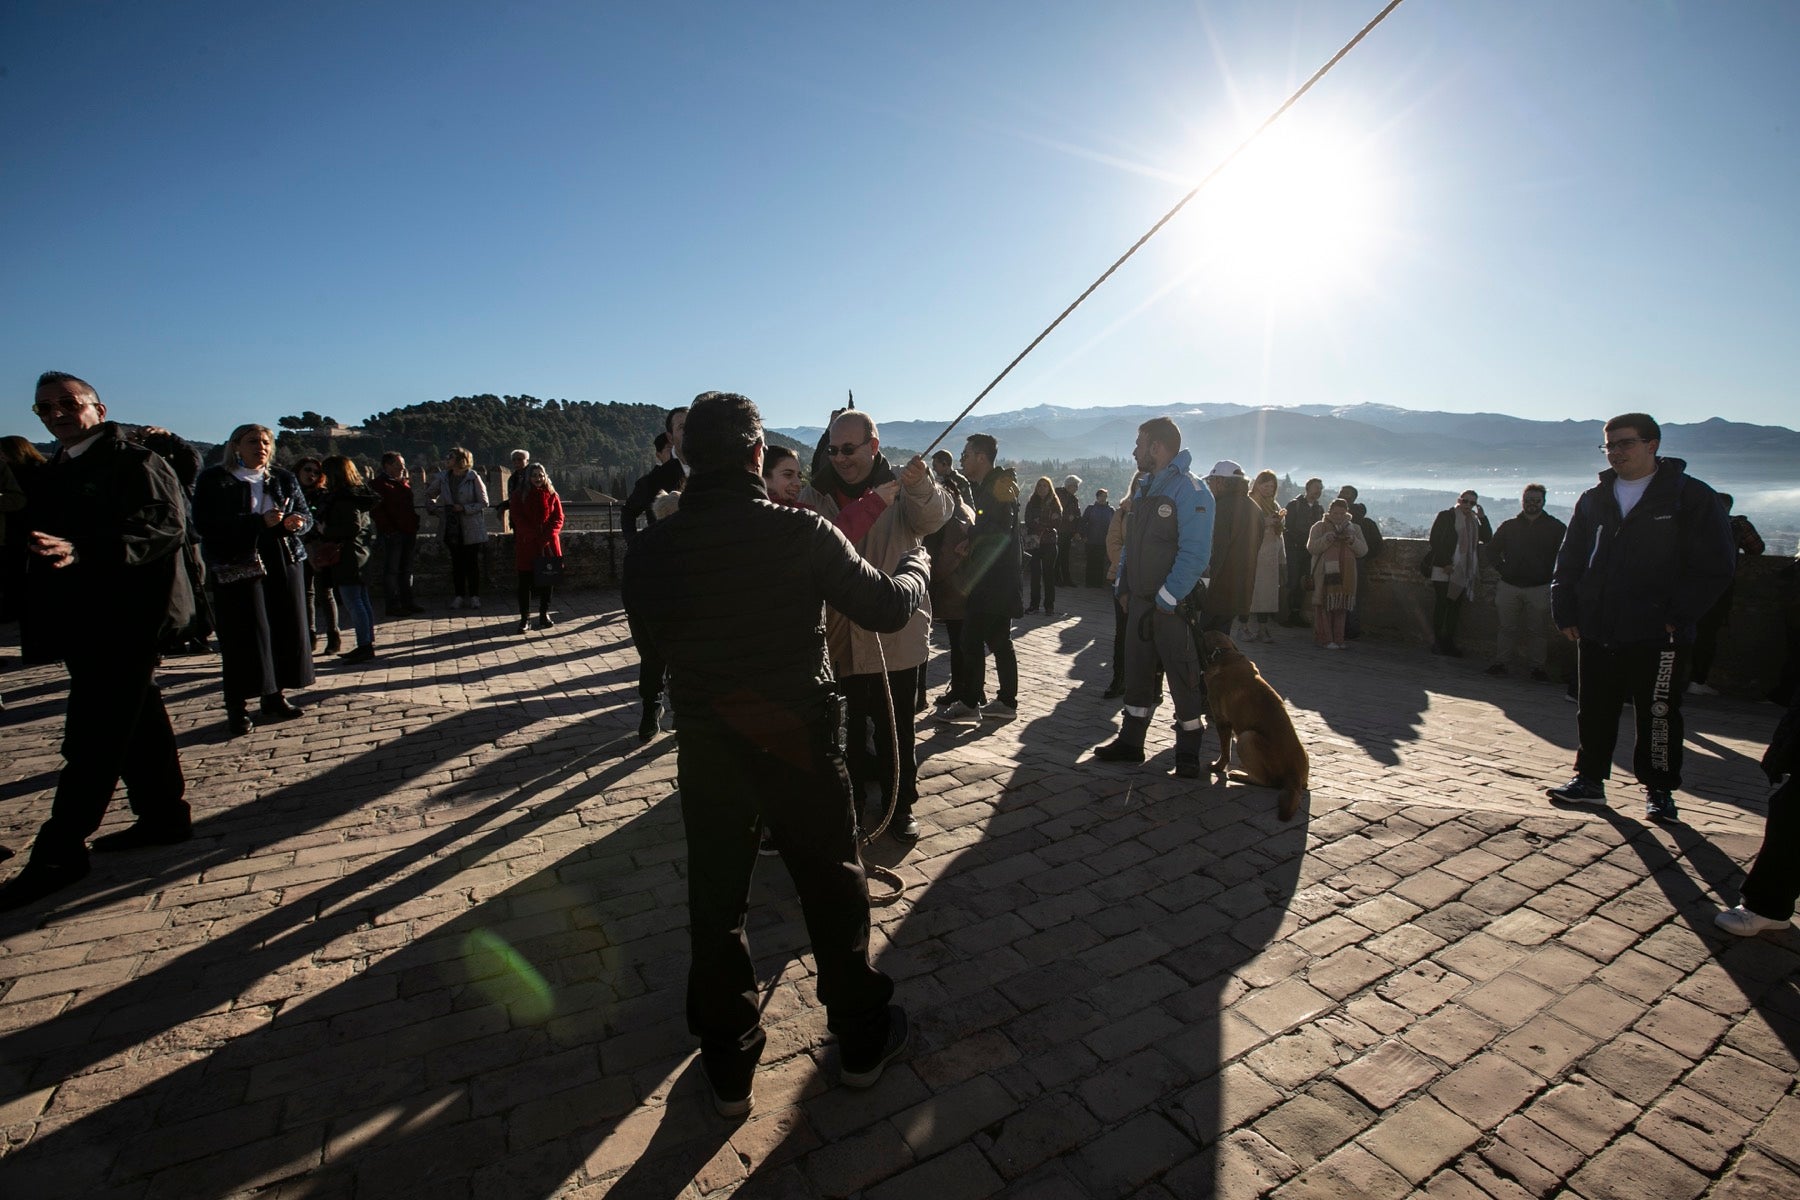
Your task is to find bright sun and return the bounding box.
[1184,117,1387,306]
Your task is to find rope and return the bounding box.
[921,0,1408,457]
[859,635,907,906]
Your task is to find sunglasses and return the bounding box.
[823,440,870,458]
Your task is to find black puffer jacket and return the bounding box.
[621,468,928,738]
[1551,457,1735,647]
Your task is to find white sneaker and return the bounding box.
[470,597,481,610]
[1325,642,1343,651]
[982,700,1017,720]
[450,596,464,610]
[1688,682,1718,696]
[1714,905,1789,937]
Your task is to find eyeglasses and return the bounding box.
[1598,437,1646,452]
[1458,496,1477,504]
[31,398,95,416]
[823,440,869,458]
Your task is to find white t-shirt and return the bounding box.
[1613,474,1652,519]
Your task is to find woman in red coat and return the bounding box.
[509,463,564,633]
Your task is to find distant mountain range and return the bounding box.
[778,403,1800,491]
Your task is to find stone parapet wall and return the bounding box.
[390,532,1794,698]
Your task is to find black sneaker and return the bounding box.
[1547,776,1606,805]
[638,703,661,744]
[0,858,91,912]
[700,1061,753,1119]
[840,1006,911,1088]
[1646,789,1679,823]
[892,815,920,843]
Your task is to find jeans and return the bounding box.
[335,584,375,649]
[958,611,1017,707]
[379,532,416,612]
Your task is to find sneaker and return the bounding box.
[450,596,464,610]
[1325,643,1343,651]
[1714,905,1790,937]
[1484,663,1508,676]
[982,700,1017,720]
[1546,776,1606,805]
[1564,688,1579,704]
[892,815,920,843]
[934,701,982,726]
[1646,789,1679,823]
[534,615,554,630]
[933,690,958,708]
[469,597,481,610]
[1687,682,1718,696]
[517,620,530,635]
[700,1061,753,1119]
[840,1006,911,1088]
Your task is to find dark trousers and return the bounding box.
[1056,529,1076,586]
[843,666,920,820]
[1691,584,1733,684]
[638,643,666,705]
[1432,582,1465,649]
[1110,596,1127,683]
[379,532,416,612]
[1575,639,1689,790]
[304,563,338,638]
[448,543,482,599]
[678,722,895,1092]
[958,611,1017,707]
[1742,778,1800,921]
[1084,549,1108,588]
[1284,548,1309,618]
[515,570,550,619]
[940,620,966,700]
[1027,543,1058,611]
[34,648,188,865]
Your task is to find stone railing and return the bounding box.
[382,532,1793,699]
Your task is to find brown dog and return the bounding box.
[1199,631,1309,821]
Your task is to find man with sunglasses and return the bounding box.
[801,411,951,842]
[623,406,687,741]
[1,372,196,912]
[1547,413,1735,823]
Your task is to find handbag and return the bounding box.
[532,553,564,588]
[309,540,343,569]
[212,550,267,586]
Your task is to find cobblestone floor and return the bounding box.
[0,586,1795,1199]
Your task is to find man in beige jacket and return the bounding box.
[801,410,952,842]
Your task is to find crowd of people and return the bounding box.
[3,378,1799,1119]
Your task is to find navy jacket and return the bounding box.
[1550,457,1735,647]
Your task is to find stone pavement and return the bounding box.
[0,587,1795,1200]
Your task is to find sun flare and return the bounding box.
[1184,117,1388,305]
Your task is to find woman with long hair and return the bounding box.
[315,456,378,663]
[1023,475,1063,616]
[1247,469,1287,643]
[1307,497,1369,650]
[191,425,314,734]
[509,462,564,633]
[293,456,340,655]
[427,447,488,609]
[761,444,805,507]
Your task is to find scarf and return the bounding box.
[1448,505,1480,600]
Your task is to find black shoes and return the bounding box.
[92,819,193,853]
[1094,714,1150,763]
[701,1061,753,1119]
[1547,776,1606,805]
[226,705,255,737]
[260,695,304,722]
[534,615,554,630]
[341,645,375,664]
[893,815,920,843]
[638,703,662,744]
[0,858,91,912]
[1646,789,1680,823]
[840,1006,911,1088]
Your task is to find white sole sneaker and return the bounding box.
[1715,906,1789,937]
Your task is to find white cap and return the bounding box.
[1208,460,1245,478]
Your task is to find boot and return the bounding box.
[325,631,343,656]
[1173,723,1205,779]
[1094,713,1149,763]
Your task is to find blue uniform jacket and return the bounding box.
[1117,448,1214,611]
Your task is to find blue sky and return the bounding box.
[3,1,1796,444]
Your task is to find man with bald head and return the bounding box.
[803,409,951,842]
